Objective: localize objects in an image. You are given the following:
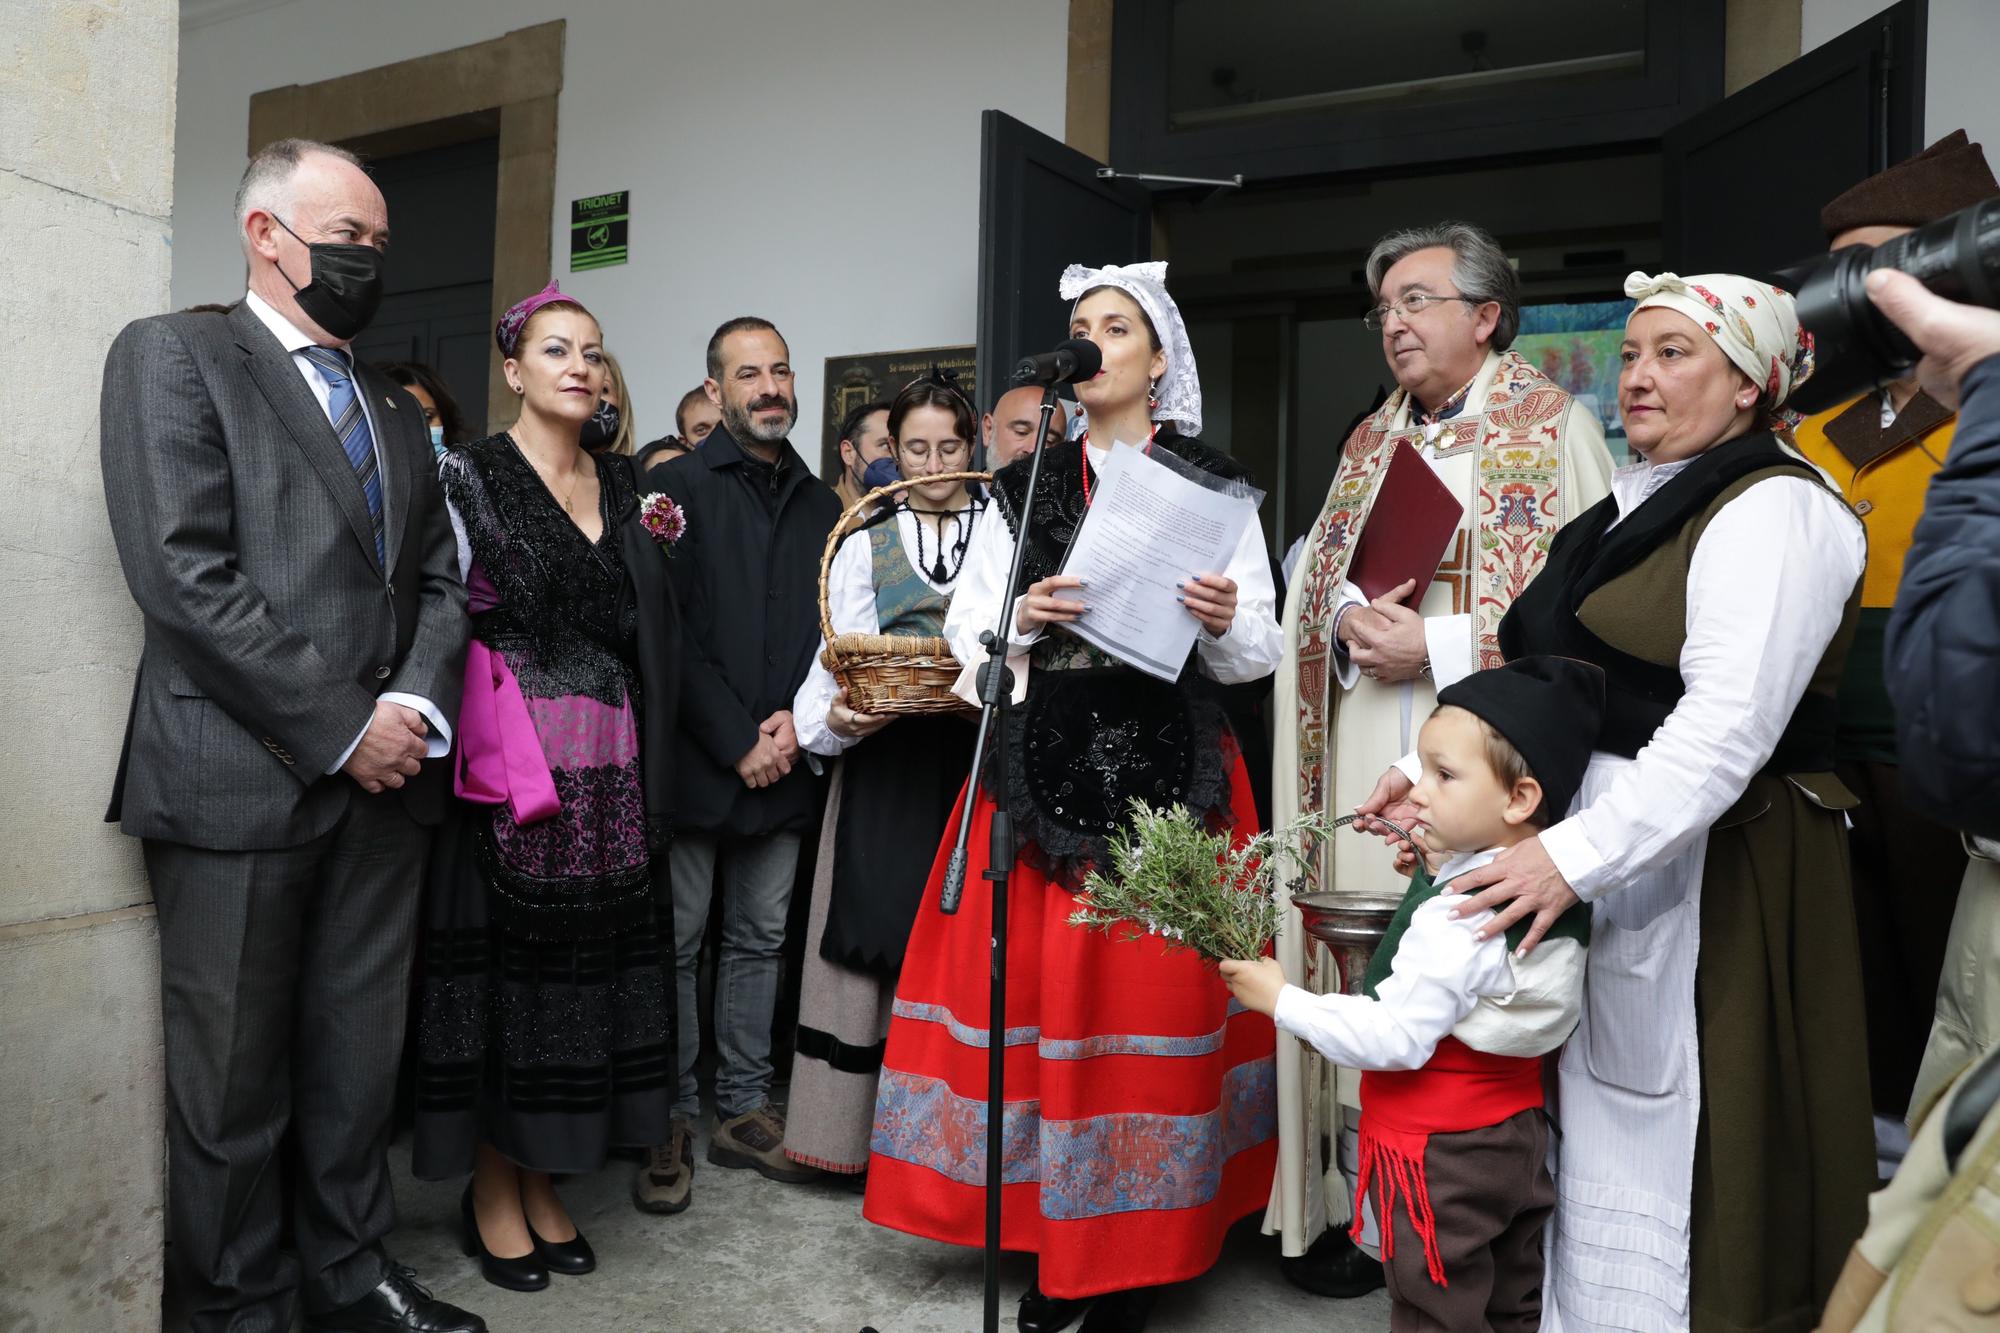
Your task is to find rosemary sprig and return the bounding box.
[1066,801,1341,963]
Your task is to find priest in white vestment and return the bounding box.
[1265,221,1614,1295]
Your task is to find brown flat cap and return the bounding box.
[1822,130,2000,239]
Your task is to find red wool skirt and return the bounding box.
[862,751,1277,1300]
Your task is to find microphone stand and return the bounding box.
[935,380,1063,1333]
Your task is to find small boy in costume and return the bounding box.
[1223,655,1603,1331]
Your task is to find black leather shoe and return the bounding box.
[1079,1286,1158,1332]
[528,1218,596,1276]
[1019,1280,1092,1333]
[1280,1227,1386,1299]
[459,1184,549,1293]
[307,1265,488,1332]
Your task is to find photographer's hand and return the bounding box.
[1866,269,2000,409]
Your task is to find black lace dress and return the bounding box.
[413,436,672,1177]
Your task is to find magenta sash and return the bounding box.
[454,640,561,824]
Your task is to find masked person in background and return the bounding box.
[1792,131,2000,1147]
[380,359,468,457]
[584,350,634,455]
[833,399,895,511]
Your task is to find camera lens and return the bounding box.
[1791,198,2000,415]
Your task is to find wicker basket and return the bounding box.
[817,470,992,716]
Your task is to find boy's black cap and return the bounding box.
[1435,656,1606,820]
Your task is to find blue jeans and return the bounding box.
[669,831,801,1120]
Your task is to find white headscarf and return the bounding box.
[1623,270,1816,420]
[1059,260,1203,438]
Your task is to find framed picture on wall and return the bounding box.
[1513,299,1636,464]
[821,345,977,478]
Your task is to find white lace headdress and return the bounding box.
[1059,261,1203,438]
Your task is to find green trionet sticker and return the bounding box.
[570,190,628,271]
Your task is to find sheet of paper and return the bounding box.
[1053,444,1259,681]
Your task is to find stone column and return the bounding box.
[0,1,177,1327]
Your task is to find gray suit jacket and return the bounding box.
[101,302,468,850]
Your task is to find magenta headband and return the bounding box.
[495,280,593,358]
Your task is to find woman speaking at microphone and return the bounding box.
[863,261,1282,1333]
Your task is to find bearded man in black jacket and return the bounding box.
[632,317,840,1213]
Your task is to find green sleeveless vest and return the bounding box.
[868,520,948,636]
[1361,858,1592,999]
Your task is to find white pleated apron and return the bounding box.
[1545,754,1705,1333]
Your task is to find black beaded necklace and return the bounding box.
[908,502,978,585]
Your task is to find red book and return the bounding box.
[1347,441,1465,608]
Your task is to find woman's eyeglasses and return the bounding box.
[896,439,971,465]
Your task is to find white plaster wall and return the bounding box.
[172,0,1072,463]
[1803,0,2000,152]
[0,0,176,1324]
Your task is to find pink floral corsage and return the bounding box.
[639,492,687,551]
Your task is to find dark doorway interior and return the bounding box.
[349,136,499,437]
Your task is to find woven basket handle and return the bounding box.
[816,470,995,652]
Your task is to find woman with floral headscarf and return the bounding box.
[1358,272,1874,1330]
[863,263,1283,1331]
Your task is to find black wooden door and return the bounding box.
[976,111,1151,425]
[1660,0,1926,278]
[348,137,499,436]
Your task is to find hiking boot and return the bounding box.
[632,1117,695,1214]
[707,1103,821,1183]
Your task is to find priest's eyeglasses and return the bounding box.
[1362,291,1482,330]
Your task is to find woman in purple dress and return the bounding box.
[413,283,679,1294]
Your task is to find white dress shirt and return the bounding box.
[944,436,1283,686]
[1536,461,1865,900]
[242,291,452,771]
[794,506,978,756]
[1271,847,1585,1071]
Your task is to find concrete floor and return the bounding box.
[385,1124,1392,1333]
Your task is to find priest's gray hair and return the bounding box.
[235,138,364,253]
[1364,221,1521,352]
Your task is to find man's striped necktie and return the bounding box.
[296,344,386,565]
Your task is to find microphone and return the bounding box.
[1010,338,1102,386]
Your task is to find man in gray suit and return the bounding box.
[100,139,479,1333]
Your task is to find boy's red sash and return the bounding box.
[1352,1036,1545,1285]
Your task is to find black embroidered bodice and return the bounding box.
[438,437,651,940]
[444,436,640,685]
[982,433,1250,886]
[988,432,1251,598]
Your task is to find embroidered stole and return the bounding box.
[1289,349,1570,891]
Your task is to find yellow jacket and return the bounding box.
[1794,391,1957,609]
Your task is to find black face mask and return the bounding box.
[271,214,385,341]
[580,399,622,451]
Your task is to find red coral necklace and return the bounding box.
[1078,423,1160,509]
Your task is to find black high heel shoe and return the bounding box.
[1078,1285,1158,1332]
[1019,1281,1092,1333]
[527,1217,596,1276]
[459,1183,549,1292]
